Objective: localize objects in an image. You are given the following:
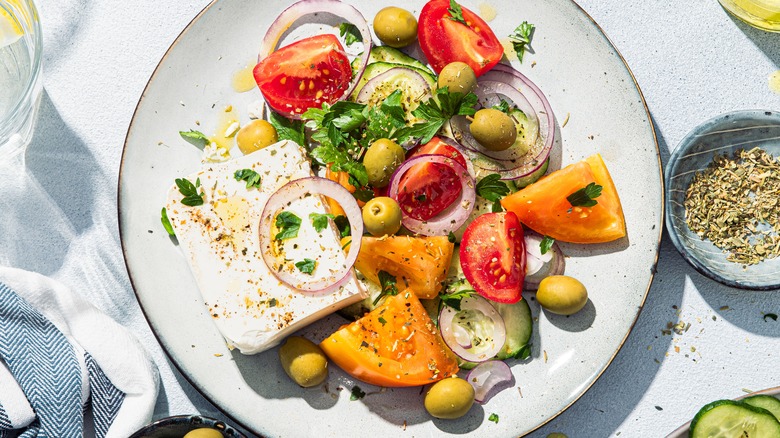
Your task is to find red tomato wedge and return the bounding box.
[320,290,459,387]
[417,0,503,76]
[254,34,352,117]
[396,138,464,221]
[501,154,627,243]
[460,212,525,304]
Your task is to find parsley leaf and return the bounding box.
[350,385,366,401]
[476,174,511,202]
[160,207,175,237]
[268,111,305,145]
[492,99,511,114]
[309,212,335,233]
[334,215,351,238]
[567,182,603,207]
[492,201,504,213]
[488,413,500,423]
[448,231,457,243]
[179,129,211,149]
[440,287,475,311]
[540,236,554,255]
[175,177,204,206]
[339,22,362,46]
[234,169,261,189]
[447,0,467,25]
[274,211,302,240]
[508,21,535,63]
[373,270,399,306]
[398,87,478,144]
[295,258,317,275]
[378,316,387,326]
[310,143,370,187]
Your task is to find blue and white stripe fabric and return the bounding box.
[0,267,159,438]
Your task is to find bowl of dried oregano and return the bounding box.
[665,109,780,290]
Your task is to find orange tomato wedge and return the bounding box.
[320,289,459,387]
[501,154,626,243]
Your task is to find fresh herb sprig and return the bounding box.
[309,212,335,233]
[275,211,302,240]
[439,287,475,311]
[295,258,317,274]
[567,182,603,208]
[373,270,399,306]
[175,177,204,206]
[160,207,175,237]
[508,21,535,63]
[179,129,211,148]
[234,169,261,189]
[398,87,478,144]
[339,22,362,46]
[540,235,555,255]
[476,174,511,212]
[267,111,305,145]
[447,0,467,25]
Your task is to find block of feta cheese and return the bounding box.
[165,140,367,354]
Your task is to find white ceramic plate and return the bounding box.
[119,0,662,436]
[666,387,780,437]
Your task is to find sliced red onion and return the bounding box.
[258,0,372,119]
[386,155,476,236]
[523,231,565,291]
[258,177,363,293]
[466,360,514,404]
[438,296,506,363]
[355,67,432,108]
[449,65,555,181]
[437,137,477,179]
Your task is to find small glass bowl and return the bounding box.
[664,109,780,290]
[128,415,246,438]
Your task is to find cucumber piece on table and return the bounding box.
[743,395,780,421]
[690,399,780,438]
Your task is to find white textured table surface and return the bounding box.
[3,0,779,436]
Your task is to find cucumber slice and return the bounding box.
[509,109,539,156]
[690,399,780,438]
[351,61,436,100]
[494,299,533,360]
[354,66,432,123]
[513,158,549,188]
[743,395,780,421]
[351,46,434,75]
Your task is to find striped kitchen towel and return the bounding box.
[0,267,159,438]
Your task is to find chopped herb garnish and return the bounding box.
[268,298,278,307]
[508,21,535,63]
[397,87,478,144]
[447,0,467,25]
[179,129,211,148]
[378,316,387,326]
[764,313,778,322]
[492,99,512,114]
[416,194,427,202]
[373,270,399,306]
[160,207,175,237]
[567,182,602,208]
[488,413,499,423]
[353,187,375,203]
[274,211,302,240]
[175,177,204,206]
[310,212,335,233]
[267,111,306,146]
[440,287,475,311]
[234,169,262,189]
[540,236,554,255]
[350,385,366,400]
[476,174,511,202]
[295,258,317,275]
[339,22,362,46]
[448,231,457,243]
[334,215,351,238]
[492,201,504,213]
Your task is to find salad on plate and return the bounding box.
[162,0,626,422]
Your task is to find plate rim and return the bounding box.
[117,0,664,435]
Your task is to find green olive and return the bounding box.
[278,336,328,387]
[373,7,418,48]
[362,197,402,236]
[424,377,475,419]
[363,138,405,187]
[437,62,477,94]
[182,428,223,438]
[536,275,588,315]
[236,119,278,154]
[469,108,518,152]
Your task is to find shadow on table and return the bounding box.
[724,12,780,68]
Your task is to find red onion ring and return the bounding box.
[386,154,476,236]
[438,296,506,363]
[258,177,363,293]
[437,136,477,179]
[523,231,565,291]
[258,0,372,119]
[466,360,514,404]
